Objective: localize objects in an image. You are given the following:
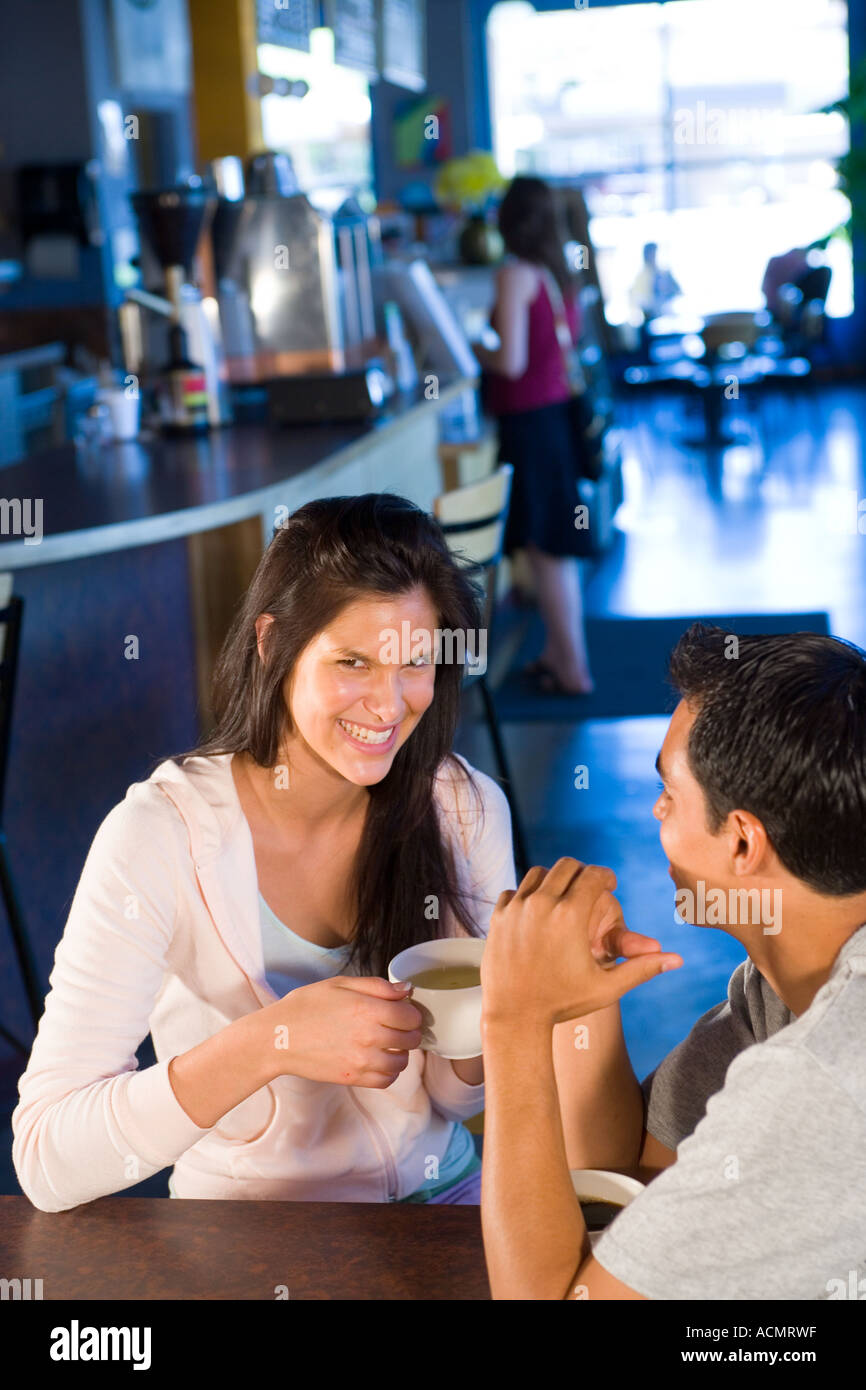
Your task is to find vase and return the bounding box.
[458,214,504,266]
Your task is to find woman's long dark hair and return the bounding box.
[168,493,488,976]
[497,175,575,295]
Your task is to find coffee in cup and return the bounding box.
[388,938,485,1059]
[570,1169,645,1247]
[578,1198,625,1232]
[407,964,482,990]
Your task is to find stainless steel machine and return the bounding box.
[206,152,390,419]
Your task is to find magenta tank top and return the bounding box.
[485,275,581,416]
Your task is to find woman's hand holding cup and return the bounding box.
[265,976,423,1088]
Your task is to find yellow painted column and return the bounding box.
[188,0,263,162]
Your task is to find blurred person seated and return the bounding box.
[630,242,682,323]
[762,237,832,337]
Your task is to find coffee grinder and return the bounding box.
[122,182,231,433]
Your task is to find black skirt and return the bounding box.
[496,399,589,559]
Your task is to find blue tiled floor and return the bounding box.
[452,379,866,1082]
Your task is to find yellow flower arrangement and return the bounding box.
[434,151,507,213]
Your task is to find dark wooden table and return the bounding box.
[0,1196,490,1300]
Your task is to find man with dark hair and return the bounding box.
[480,624,866,1300]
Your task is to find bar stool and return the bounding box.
[0,573,42,1054]
[433,465,530,878]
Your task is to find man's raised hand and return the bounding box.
[482,858,683,1028]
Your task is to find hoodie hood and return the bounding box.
[149,753,247,863]
[148,752,270,998]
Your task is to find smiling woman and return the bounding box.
[181,493,490,974]
[12,493,520,1212]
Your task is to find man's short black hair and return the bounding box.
[667,623,866,896]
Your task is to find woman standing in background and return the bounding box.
[473,175,595,696]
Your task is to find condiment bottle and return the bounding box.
[159,322,210,435]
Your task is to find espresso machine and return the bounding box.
[240,153,344,376]
[121,181,232,429]
[204,150,393,421]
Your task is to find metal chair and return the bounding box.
[781,266,832,358]
[0,574,42,1053]
[433,465,530,878]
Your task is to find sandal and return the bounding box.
[537,665,595,697]
[522,658,595,696]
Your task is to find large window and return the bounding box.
[487,0,852,320]
[258,27,374,212]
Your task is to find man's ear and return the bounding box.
[729,809,769,876]
[254,613,275,665]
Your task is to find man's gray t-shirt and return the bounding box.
[593,923,866,1300]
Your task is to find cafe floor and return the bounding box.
[1,378,864,1196]
[454,376,866,1079]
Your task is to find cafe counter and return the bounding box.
[0,375,473,716]
[0,377,474,1023]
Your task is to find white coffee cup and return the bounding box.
[388,937,485,1060]
[570,1168,645,1249]
[97,386,140,441]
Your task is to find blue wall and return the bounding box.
[0,539,200,1046]
[0,0,196,317]
[371,0,474,203]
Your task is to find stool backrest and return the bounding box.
[433,464,513,573]
[433,465,513,670]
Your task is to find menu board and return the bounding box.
[379,0,426,91]
[111,0,191,94]
[256,0,315,52]
[327,0,379,76]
